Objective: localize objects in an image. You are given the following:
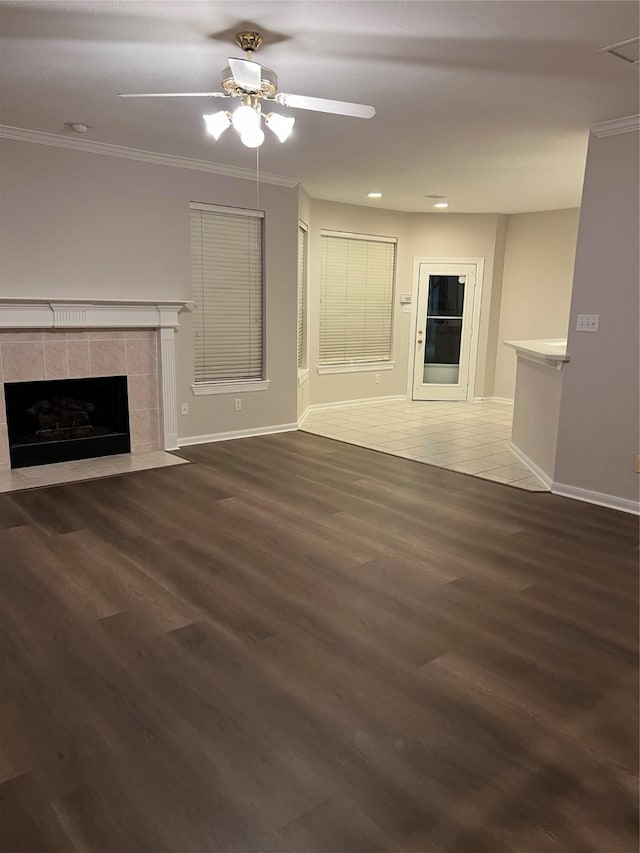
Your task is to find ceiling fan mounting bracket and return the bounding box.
[236,31,263,54]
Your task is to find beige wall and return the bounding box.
[405,212,507,399]
[305,200,507,407]
[307,200,411,406]
[555,127,639,505]
[494,209,579,399]
[0,140,299,440]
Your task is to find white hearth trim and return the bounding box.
[0,298,189,330]
[0,298,189,452]
[159,328,179,451]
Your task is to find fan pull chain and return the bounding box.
[255,144,260,210]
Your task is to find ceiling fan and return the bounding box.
[118,31,376,148]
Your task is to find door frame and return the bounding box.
[405,256,485,401]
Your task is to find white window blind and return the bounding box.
[190,203,264,384]
[297,223,308,371]
[319,232,396,366]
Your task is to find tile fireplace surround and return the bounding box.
[0,299,188,471]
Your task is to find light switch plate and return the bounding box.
[576,313,600,332]
[400,292,412,304]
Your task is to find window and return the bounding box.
[297,222,308,372]
[319,231,396,367]
[190,202,264,391]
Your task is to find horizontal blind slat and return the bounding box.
[319,234,396,365]
[191,207,264,383]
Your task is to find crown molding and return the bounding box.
[0,125,299,188]
[591,114,640,137]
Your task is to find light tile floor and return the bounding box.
[0,450,189,494]
[302,399,548,491]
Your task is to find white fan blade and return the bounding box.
[228,57,262,91]
[118,92,229,98]
[276,93,375,118]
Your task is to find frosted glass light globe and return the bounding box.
[232,105,259,135]
[241,127,265,148]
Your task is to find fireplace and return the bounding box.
[5,375,130,468]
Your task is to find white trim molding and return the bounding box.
[551,482,639,515]
[179,422,297,447]
[298,406,311,427]
[301,395,407,416]
[297,369,310,387]
[591,114,640,138]
[191,379,270,396]
[0,125,299,188]
[317,361,395,375]
[159,327,179,451]
[0,297,189,330]
[406,256,485,402]
[509,441,552,489]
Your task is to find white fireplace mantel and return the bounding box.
[0,297,190,452]
[0,297,189,330]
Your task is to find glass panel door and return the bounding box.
[412,263,477,401]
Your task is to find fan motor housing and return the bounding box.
[221,65,278,98]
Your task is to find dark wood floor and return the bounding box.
[0,431,637,853]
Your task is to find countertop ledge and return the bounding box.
[504,338,570,364]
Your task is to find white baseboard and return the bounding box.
[473,396,514,404]
[302,394,407,416]
[298,406,311,427]
[551,482,640,515]
[508,441,552,488]
[178,422,298,447]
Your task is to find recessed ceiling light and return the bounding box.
[367,192,383,198]
[65,122,91,134]
[434,201,449,209]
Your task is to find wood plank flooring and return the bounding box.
[0,431,637,853]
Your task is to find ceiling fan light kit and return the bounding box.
[119,30,375,150]
[204,99,295,147]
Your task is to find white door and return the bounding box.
[412,263,477,401]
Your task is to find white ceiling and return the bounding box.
[1,1,638,213]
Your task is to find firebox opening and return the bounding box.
[5,375,130,468]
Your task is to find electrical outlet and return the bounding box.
[234,398,242,411]
[375,373,381,384]
[181,403,188,415]
[576,314,600,332]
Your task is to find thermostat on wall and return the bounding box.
[400,293,412,304]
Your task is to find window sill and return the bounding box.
[317,361,395,375]
[297,369,309,386]
[191,379,270,396]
